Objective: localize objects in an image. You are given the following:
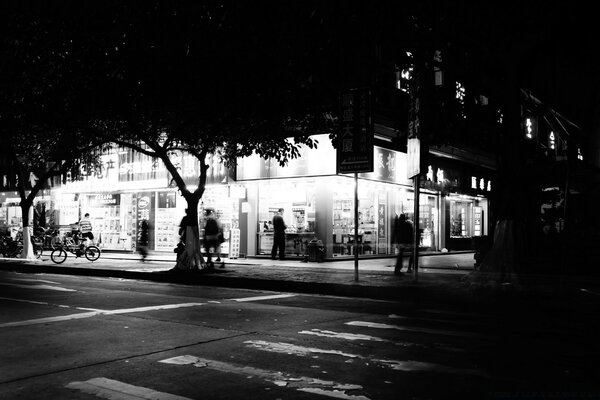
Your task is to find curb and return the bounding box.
[0,261,473,306]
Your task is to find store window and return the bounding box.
[81,193,136,251]
[257,179,316,257]
[333,182,378,257]
[450,200,471,237]
[449,197,487,239]
[201,185,241,257]
[394,191,438,250]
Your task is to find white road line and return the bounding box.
[8,278,60,284]
[0,282,76,292]
[0,297,49,305]
[101,303,205,315]
[159,355,370,400]
[0,302,205,328]
[345,321,483,338]
[0,311,102,328]
[230,293,296,302]
[66,377,192,400]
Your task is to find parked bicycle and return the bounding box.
[50,233,101,263]
[32,227,62,252]
[0,231,43,258]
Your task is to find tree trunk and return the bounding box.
[19,203,38,261]
[173,195,207,271]
[478,219,523,283]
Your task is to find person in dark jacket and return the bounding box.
[138,220,149,262]
[203,208,221,269]
[392,213,414,275]
[271,208,287,260]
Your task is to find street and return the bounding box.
[1,270,599,399]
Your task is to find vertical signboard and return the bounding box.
[407,72,422,179]
[136,192,155,251]
[155,191,178,251]
[377,200,387,254]
[336,88,374,174]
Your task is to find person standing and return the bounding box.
[138,219,149,262]
[203,208,222,269]
[392,213,414,275]
[271,208,287,260]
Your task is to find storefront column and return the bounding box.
[315,179,334,259]
[440,195,447,251]
[245,184,259,257]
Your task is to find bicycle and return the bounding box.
[50,233,101,264]
[1,231,43,259]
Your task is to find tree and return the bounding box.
[0,2,107,259]
[77,2,337,270]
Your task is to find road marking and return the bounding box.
[346,321,483,338]
[159,355,370,400]
[0,302,205,328]
[299,329,387,342]
[244,340,361,358]
[244,340,485,376]
[66,377,192,400]
[0,282,76,292]
[230,294,296,302]
[8,278,60,284]
[0,311,102,328]
[0,297,49,305]
[100,303,205,315]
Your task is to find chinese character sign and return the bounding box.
[336,89,374,173]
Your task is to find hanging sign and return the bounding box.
[336,88,374,173]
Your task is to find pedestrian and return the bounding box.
[202,208,222,269]
[179,208,190,242]
[138,219,149,262]
[215,228,225,269]
[392,213,414,275]
[271,208,287,260]
[78,213,94,246]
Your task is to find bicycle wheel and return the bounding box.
[50,248,67,264]
[84,245,101,262]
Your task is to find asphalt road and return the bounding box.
[1,271,599,399]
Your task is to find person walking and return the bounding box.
[138,219,149,262]
[202,208,222,269]
[392,213,414,275]
[271,208,287,260]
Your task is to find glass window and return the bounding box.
[450,200,472,238]
[256,179,316,256]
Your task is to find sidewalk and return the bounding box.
[1,251,598,311]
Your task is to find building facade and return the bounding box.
[0,135,494,260]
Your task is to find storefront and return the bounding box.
[47,148,236,254]
[1,137,492,259]
[236,135,493,259]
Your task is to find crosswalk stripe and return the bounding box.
[66,377,192,400]
[159,355,370,400]
[299,329,388,342]
[244,340,483,375]
[346,321,483,338]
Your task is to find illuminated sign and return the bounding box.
[336,88,374,174]
[524,116,537,139]
[471,176,492,192]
